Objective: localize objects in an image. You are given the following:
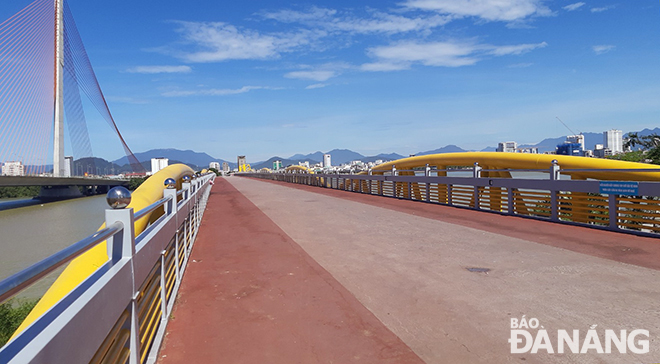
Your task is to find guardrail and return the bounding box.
[242,164,660,237]
[0,173,215,364]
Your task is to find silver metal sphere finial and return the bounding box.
[107,186,132,209]
[164,178,176,189]
[552,159,559,165]
[182,175,191,182]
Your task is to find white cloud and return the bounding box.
[591,6,614,12]
[486,42,547,56]
[305,83,327,89]
[262,7,337,23]
[364,40,547,69]
[401,0,552,22]
[284,70,337,81]
[367,41,479,67]
[360,62,411,72]
[592,45,615,54]
[162,86,280,97]
[168,21,318,62]
[563,2,585,11]
[126,65,192,74]
[262,7,450,35]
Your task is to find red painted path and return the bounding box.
[159,177,660,364]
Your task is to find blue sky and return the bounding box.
[1,0,659,162]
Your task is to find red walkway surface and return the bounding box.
[158,178,424,363]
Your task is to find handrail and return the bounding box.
[134,195,173,221]
[559,168,660,173]
[0,221,123,303]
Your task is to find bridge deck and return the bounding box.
[159,176,660,363]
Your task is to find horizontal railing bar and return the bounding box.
[559,168,660,173]
[134,196,173,221]
[0,221,124,304]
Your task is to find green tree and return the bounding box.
[0,299,38,346]
[618,133,660,165]
[128,176,150,190]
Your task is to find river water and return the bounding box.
[0,195,108,299]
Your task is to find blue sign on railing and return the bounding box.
[599,181,639,196]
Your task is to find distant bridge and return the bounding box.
[0,176,128,187]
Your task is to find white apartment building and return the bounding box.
[64,156,73,177]
[209,162,220,170]
[604,129,623,154]
[323,154,332,168]
[497,141,517,153]
[2,161,25,176]
[151,158,168,175]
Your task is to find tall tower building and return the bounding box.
[151,158,168,175]
[604,129,623,154]
[323,154,331,168]
[237,156,247,172]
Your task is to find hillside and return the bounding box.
[113,148,234,169]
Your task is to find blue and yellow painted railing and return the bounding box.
[12,164,195,338]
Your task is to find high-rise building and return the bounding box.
[604,129,623,154]
[323,154,331,168]
[566,134,585,151]
[151,158,168,175]
[237,156,247,172]
[2,161,25,176]
[209,162,220,170]
[64,156,73,177]
[222,162,229,172]
[497,141,517,153]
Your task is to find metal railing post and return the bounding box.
[160,250,167,320]
[104,207,139,364]
[473,163,481,209]
[182,182,191,200]
[609,194,618,230]
[507,188,514,215]
[163,188,177,216]
[425,164,431,202]
[391,165,397,198]
[550,160,559,221]
[105,208,135,263]
[175,229,180,281]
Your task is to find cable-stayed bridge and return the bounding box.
[0,0,142,196]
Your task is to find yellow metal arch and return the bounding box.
[370,152,660,181]
[13,164,195,337]
[284,165,314,174]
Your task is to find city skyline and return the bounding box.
[0,0,658,162]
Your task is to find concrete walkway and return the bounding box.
[160,176,660,364]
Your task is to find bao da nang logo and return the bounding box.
[509,316,650,354]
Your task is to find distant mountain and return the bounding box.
[630,127,660,137]
[361,153,406,163]
[287,149,366,165]
[287,151,323,163]
[113,148,234,169]
[416,145,466,156]
[327,149,365,165]
[480,146,497,152]
[251,157,317,170]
